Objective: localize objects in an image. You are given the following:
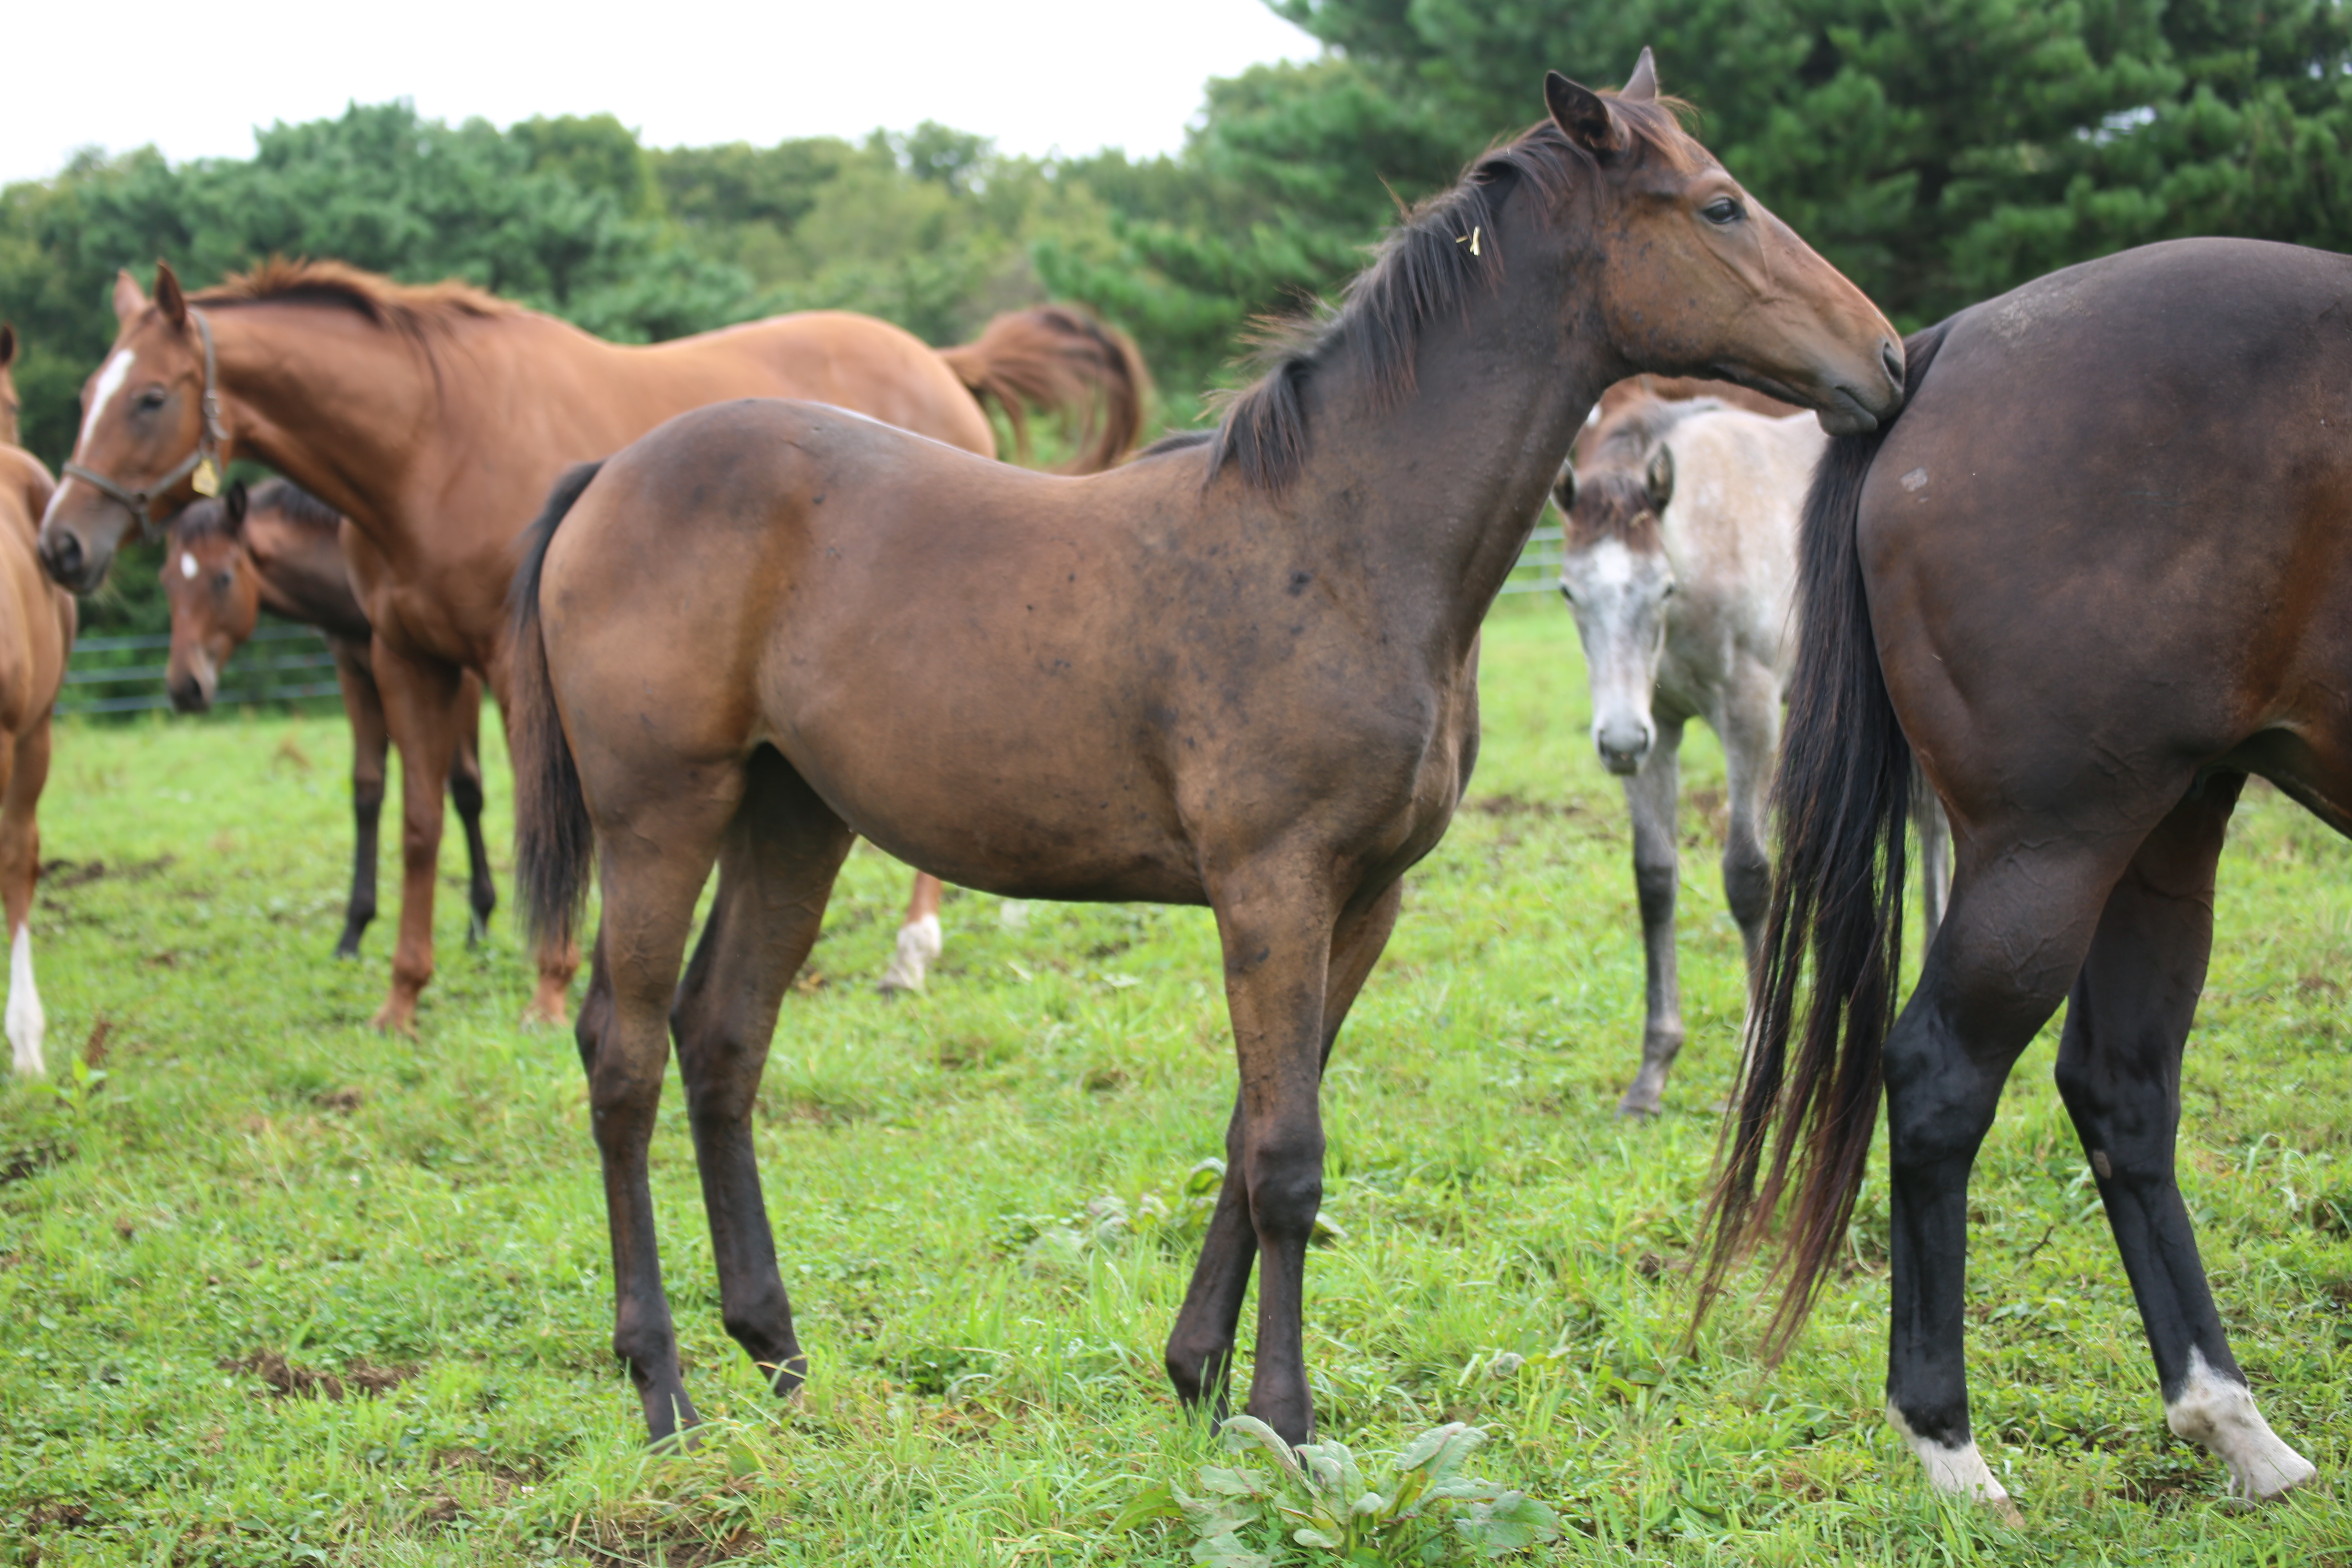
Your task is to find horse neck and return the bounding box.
[1283,227,1610,658]
[207,305,445,559]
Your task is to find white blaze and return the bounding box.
[7,924,43,1077]
[80,350,136,443]
[180,552,198,580]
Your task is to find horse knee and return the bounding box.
[1722,847,1770,929]
[1633,855,1677,926]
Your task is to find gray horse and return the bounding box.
[1557,393,1948,1118]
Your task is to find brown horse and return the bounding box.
[164,479,495,959]
[40,269,1146,1030]
[507,54,1902,1443]
[1700,238,2352,1512]
[0,389,77,1074]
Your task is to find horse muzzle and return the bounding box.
[36,525,107,595]
[1594,717,1654,776]
[167,653,216,715]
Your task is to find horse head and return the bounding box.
[1552,52,1902,433]
[162,481,262,713]
[40,263,226,594]
[1557,432,1678,775]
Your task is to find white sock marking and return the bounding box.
[879,913,943,993]
[1887,1402,2012,1508]
[2165,1345,2316,1499]
[7,924,44,1077]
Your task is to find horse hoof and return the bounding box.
[370,1004,417,1038]
[1616,1094,1663,1120]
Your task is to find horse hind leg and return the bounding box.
[878,871,944,994]
[2051,773,2314,1500]
[1617,719,1685,1118]
[575,780,739,1442]
[1881,831,2143,1517]
[670,746,854,1398]
[1912,767,1952,953]
[0,722,43,1075]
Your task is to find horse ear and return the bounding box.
[1622,47,1659,102]
[223,480,249,536]
[154,262,188,330]
[1645,445,1675,512]
[113,270,148,325]
[1553,463,1578,513]
[1546,71,1626,156]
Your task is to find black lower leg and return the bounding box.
[449,764,494,946]
[336,777,383,959]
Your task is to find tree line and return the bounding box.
[6,0,2350,630]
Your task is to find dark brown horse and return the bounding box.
[1702,238,2349,1511]
[508,55,1902,1443]
[41,267,1147,1030]
[164,479,494,958]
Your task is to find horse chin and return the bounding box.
[1814,387,1884,437]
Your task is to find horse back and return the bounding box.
[1860,238,2352,827]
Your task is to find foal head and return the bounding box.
[1547,55,1902,432]
[163,483,263,714]
[1557,397,1697,774]
[40,264,224,593]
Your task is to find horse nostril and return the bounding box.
[1881,339,1905,390]
[41,533,82,585]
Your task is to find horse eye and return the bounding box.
[1661,581,1678,597]
[1702,197,1745,225]
[136,387,167,411]
[213,571,235,593]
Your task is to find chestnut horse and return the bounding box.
[508,56,1902,1443]
[165,479,494,958]
[41,272,1146,1030]
[0,394,77,1074]
[1701,238,2352,1512]
[1555,393,1948,1117]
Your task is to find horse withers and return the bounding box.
[1556,393,1947,1117]
[507,53,1902,1444]
[1701,238,2352,1512]
[0,347,77,1074]
[163,479,495,958]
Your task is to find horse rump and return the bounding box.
[940,305,1151,474]
[1693,318,1955,1355]
[507,460,604,953]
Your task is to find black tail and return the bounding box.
[508,460,604,955]
[1693,321,1956,1357]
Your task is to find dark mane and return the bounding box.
[174,477,343,542]
[1561,394,1718,546]
[194,258,512,339]
[1210,94,1699,492]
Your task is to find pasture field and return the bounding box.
[0,599,2346,1566]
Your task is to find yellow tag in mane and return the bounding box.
[191,458,220,498]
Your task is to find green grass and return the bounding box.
[1,597,2346,1565]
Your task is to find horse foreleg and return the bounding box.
[2051,774,2314,1500]
[1883,837,2127,1519]
[1165,880,1399,1423]
[330,638,385,960]
[449,674,495,948]
[368,638,465,1033]
[673,749,854,1398]
[1617,719,1684,1118]
[0,722,43,1076]
[879,871,944,993]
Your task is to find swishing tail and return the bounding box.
[939,305,1151,474]
[1693,320,1956,1356]
[508,460,604,955]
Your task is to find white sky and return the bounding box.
[1,0,1321,186]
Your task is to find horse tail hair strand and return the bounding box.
[939,305,1152,474]
[507,459,604,956]
[1692,319,1956,1359]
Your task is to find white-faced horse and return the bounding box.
[1556,393,1948,1117]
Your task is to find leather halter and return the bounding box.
[60,307,227,539]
